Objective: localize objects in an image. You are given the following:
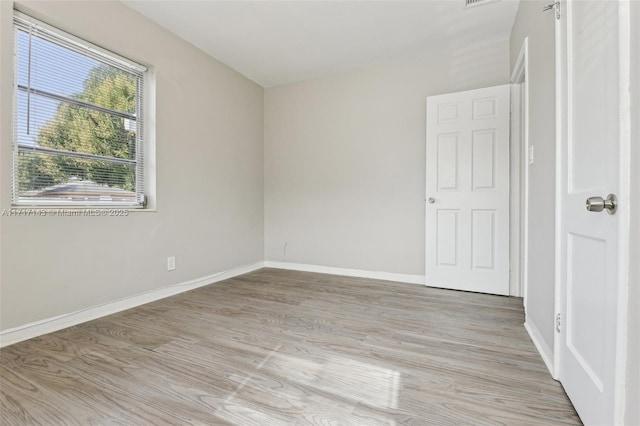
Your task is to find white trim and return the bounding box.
[264,261,425,285]
[143,66,157,210]
[621,4,640,425]
[525,319,555,376]
[510,37,529,83]
[553,0,565,381]
[0,261,264,348]
[510,37,530,300]
[509,85,521,297]
[614,1,632,422]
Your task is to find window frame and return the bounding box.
[12,11,149,209]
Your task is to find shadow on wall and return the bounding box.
[428,1,509,89]
[448,40,510,88]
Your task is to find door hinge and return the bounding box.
[555,313,562,333]
[543,1,561,20]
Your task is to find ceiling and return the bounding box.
[122,0,520,88]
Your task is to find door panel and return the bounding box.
[436,210,459,267]
[472,97,497,119]
[566,233,607,389]
[437,133,459,190]
[472,130,496,190]
[426,85,510,295]
[471,210,495,270]
[437,102,460,124]
[558,0,624,423]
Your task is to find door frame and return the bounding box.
[509,38,529,301]
[553,0,632,421]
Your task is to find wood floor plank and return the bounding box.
[1,268,581,425]
[0,359,185,426]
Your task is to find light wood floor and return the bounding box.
[1,268,580,425]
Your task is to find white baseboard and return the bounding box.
[524,319,555,377]
[263,261,425,285]
[0,261,264,348]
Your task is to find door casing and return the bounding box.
[510,38,530,302]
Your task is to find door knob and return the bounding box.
[586,194,617,215]
[428,197,435,204]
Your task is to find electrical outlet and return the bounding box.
[167,256,176,271]
[528,145,535,165]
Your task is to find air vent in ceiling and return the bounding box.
[466,0,498,8]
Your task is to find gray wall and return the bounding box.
[264,40,510,274]
[509,0,557,354]
[0,0,264,331]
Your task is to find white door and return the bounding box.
[426,85,510,295]
[557,0,628,423]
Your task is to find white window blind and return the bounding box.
[12,12,147,207]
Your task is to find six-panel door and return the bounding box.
[426,85,510,295]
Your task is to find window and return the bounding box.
[12,12,147,207]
